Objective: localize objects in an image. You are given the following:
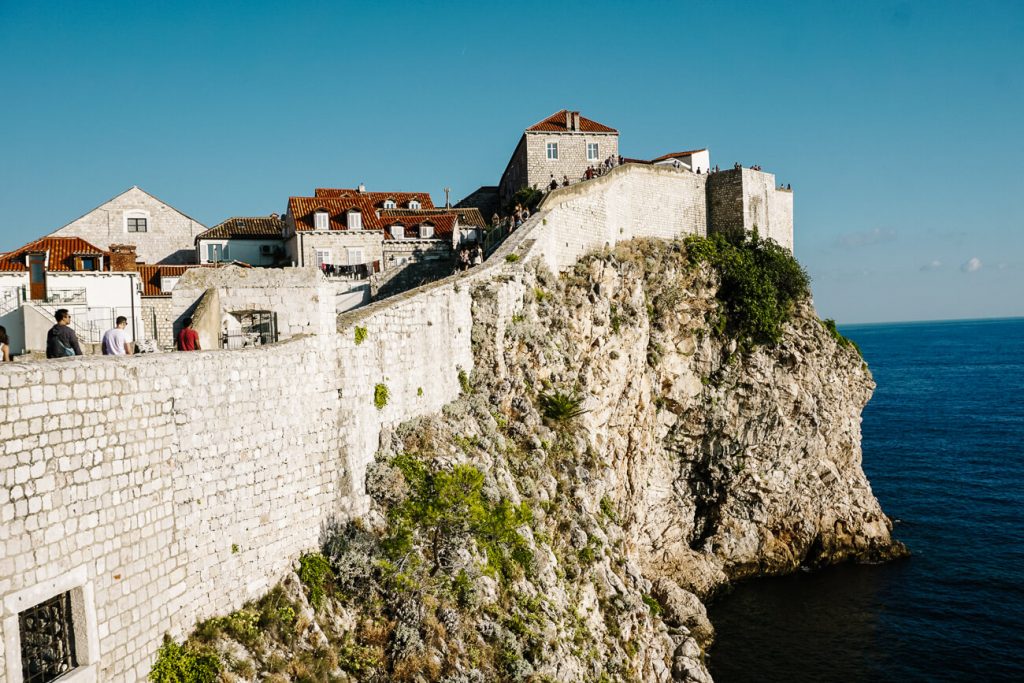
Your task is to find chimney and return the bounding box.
[565,110,572,129]
[572,111,581,131]
[270,212,279,219]
[357,183,366,193]
[108,244,138,272]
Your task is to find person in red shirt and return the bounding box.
[177,316,200,351]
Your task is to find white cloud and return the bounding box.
[836,227,897,248]
[961,257,983,273]
[920,259,942,271]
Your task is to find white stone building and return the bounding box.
[651,149,711,174]
[195,216,287,267]
[498,109,620,207]
[47,186,207,264]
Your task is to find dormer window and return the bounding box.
[407,199,421,210]
[419,223,434,239]
[390,224,404,240]
[348,209,363,230]
[383,199,396,209]
[314,211,329,230]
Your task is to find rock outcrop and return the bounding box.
[168,238,904,682]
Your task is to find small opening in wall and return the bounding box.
[18,592,78,683]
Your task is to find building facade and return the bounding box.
[195,216,287,267]
[47,186,206,265]
[498,110,619,207]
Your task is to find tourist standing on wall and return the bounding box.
[45,309,83,358]
[0,325,9,361]
[102,316,132,356]
[177,316,201,351]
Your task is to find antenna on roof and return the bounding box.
[444,187,451,209]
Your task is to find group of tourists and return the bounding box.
[3,308,203,362]
[456,244,484,272]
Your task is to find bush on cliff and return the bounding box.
[684,232,810,346]
[149,636,220,683]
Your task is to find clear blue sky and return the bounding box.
[1,0,1021,323]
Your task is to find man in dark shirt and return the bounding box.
[177,316,200,351]
[45,308,83,358]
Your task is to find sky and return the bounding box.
[0,0,1021,324]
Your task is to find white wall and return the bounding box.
[197,239,283,267]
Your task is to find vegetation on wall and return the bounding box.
[374,383,390,410]
[684,232,810,347]
[354,326,368,345]
[821,318,862,357]
[149,636,220,683]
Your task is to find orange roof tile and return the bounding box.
[313,189,435,209]
[651,149,708,163]
[526,110,617,134]
[0,236,109,272]
[288,195,389,232]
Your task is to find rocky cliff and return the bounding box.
[156,238,904,682]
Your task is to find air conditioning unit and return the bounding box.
[260,245,273,255]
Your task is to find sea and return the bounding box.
[706,317,1024,682]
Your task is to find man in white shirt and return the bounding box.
[101,316,132,356]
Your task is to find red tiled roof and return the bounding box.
[0,236,109,272]
[196,216,285,242]
[382,214,456,240]
[313,189,435,209]
[380,207,486,229]
[651,149,708,163]
[288,195,389,232]
[526,110,618,134]
[136,264,229,296]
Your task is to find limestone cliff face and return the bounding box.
[181,239,904,682]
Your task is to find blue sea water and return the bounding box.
[706,317,1024,682]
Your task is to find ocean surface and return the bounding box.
[706,317,1024,682]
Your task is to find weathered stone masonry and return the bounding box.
[0,164,776,681]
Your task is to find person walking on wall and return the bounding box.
[45,309,83,358]
[177,316,201,351]
[0,325,10,362]
[102,316,132,356]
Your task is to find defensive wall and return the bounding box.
[0,163,783,681]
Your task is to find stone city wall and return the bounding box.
[0,163,741,682]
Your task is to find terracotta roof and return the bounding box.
[135,264,232,297]
[196,217,286,242]
[382,214,456,240]
[288,195,389,232]
[313,189,435,209]
[651,149,708,163]
[526,110,618,134]
[0,236,110,272]
[380,207,486,229]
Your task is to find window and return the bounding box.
[315,249,332,267]
[407,200,421,210]
[160,276,179,293]
[259,244,274,255]
[383,199,396,209]
[347,248,364,265]
[207,244,228,262]
[347,210,362,230]
[587,142,599,161]
[313,211,329,230]
[419,223,434,239]
[390,224,404,240]
[127,217,147,233]
[547,142,558,160]
[18,592,78,682]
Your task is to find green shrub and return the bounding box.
[354,326,368,345]
[374,383,389,410]
[641,593,663,617]
[297,552,333,609]
[821,318,862,356]
[599,496,618,523]
[684,232,810,347]
[505,253,520,263]
[511,186,544,212]
[538,390,588,422]
[387,455,533,580]
[458,368,472,394]
[149,636,220,683]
